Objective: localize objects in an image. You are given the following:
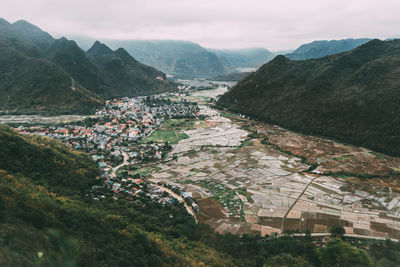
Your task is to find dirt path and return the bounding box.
[149,180,198,223]
[281,176,320,231]
[110,154,129,178]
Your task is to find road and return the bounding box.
[149,180,198,223]
[110,154,129,178]
[291,233,399,242]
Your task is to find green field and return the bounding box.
[128,165,161,177]
[333,155,350,161]
[141,119,195,144]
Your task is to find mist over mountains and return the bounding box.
[72,36,276,77]
[286,38,372,60]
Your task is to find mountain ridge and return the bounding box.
[286,38,372,60]
[208,47,275,68]
[0,18,176,114]
[218,39,400,156]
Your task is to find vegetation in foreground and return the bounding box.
[1,124,400,266]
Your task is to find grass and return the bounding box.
[368,151,384,159]
[333,155,350,161]
[129,166,161,177]
[195,180,242,216]
[237,139,253,149]
[141,119,195,144]
[237,188,255,203]
[220,112,235,117]
[368,152,383,159]
[390,167,400,172]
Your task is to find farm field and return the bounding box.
[143,92,400,240]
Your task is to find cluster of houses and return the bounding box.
[16,94,201,206]
[88,177,177,204]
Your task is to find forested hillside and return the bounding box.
[0,18,175,114]
[218,39,400,156]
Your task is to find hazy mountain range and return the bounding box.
[73,37,276,77]
[285,38,372,60]
[218,39,400,156]
[0,17,394,115]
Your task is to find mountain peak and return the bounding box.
[13,19,43,32]
[10,19,55,50]
[115,47,135,59]
[0,18,10,26]
[88,40,113,55]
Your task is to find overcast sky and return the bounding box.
[2,0,400,50]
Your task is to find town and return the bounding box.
[16,93,201,214]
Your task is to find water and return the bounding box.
[191,86,229,99]
[178,78,234,99]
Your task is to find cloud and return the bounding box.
[2,0,400,50]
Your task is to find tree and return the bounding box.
[267,253,312,267]
[318,239,372,267]
[330,225,345,239]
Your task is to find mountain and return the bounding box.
[210,71,252,82]
[104,40,233,77]
[11,20,55,50]
[286,38,372,60]
[46,37,105,95]
[272,49,294,56]
[0,36,102,114]
[209,48,275,68]
[0,18,176,114]
[0,18,46,58]
[86,41,174,98]
[218,39,400,156]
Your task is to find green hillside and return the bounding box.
[218,39,400,156]
[0,37,103,115]
[0,18,176,114]
[87,41,175,98]
[11,20,55,50]
[46,37,105,95]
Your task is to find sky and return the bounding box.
[2,0,400,51]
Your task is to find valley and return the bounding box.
[2,2,400,265]
[4,80,400,266]
[14,82,399,241]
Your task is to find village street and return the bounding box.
[110,154,129,178]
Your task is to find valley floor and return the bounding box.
[11,87,400,241]
[145,92,400,240]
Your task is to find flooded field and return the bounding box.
[147,87,400,240]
